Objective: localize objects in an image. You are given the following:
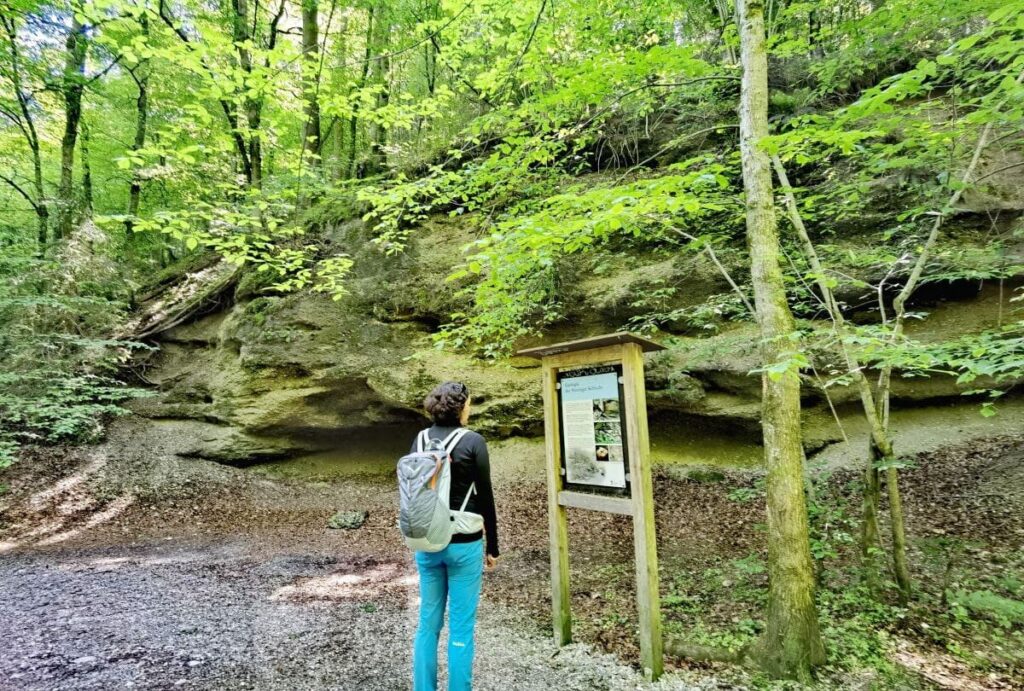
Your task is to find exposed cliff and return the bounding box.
[124,201,1024,468]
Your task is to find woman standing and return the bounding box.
[412,381,500,691]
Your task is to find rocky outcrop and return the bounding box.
[129,220,545,463]
[126,206,1024,467]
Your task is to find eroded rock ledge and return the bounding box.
[126,217,1024,467]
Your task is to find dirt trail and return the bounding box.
[0,425,720,691]
[3,418,1022,690]
[0,537,712,690]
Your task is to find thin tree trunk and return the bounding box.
[233,0,263,187]
[773,155,894,589]
[367,3,390,175]
[327,12,349,181]
[861,441,882,591]
[329,118,344,180]
[873,99,1013,600]
[126,47,149,239]
[737,0,824,680]
[874,70,1023,601]
[301,0,322,168]
[58,16,87,239]
[886,464,911,598]
[298,0,323,206]
[347,5,375,178]
[368,40,390,176]
[157,0,252,182]
[713,0,737,64]
[80,116,93,216]
[1,15,48,252]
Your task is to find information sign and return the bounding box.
[557,364,629,492]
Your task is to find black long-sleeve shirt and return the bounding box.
[411,425,499,557]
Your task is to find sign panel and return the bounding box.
[557,364,629,492]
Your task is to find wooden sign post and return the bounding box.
[518,332,665,681]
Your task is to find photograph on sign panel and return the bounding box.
[567,446,603,483]
[594,421,622,445]
[592,398,620,422]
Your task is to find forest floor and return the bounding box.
[1,418,1022,690]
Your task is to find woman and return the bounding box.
[411,381,500,691]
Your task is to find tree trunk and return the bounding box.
[347,5,375,178]
[233,0,262,187]
[773,154,898,593]
[301,0,322,166]
[158,2,252,182]
[868,82,1018,602]
[713,0,737,65]
[57,16,87,239]
[367,3,391,175]
[886,466,911,602]
[126,57,149,239]
[125,16,149,239]
[737,0,825,680]
[1,15,49,253]
[368,38,390,176]
[861,441,882,591]
[329,118,345,180]
[80,116,93,216]
[327,12,349,181]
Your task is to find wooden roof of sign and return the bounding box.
[516,332,666,359]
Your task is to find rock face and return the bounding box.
[129,210,1024,467]
[131,217,546,464]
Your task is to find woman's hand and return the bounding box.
[485,554,499,571]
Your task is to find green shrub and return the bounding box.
[0,256,151,463]
[950,590,1024,629]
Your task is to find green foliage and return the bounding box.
[629,285,749,335]
[435,158,741,354]
[0,254,151,462]
[807,485,857,568]
[845,316,1024,413]
[951,590,1024,629]
[817,584,904,672]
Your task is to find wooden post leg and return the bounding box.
[542,362,572,645]
[621,343,663,680]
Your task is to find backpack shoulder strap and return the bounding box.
[443,428,470,455]
[415,428,430,453]
[458,482,477,513]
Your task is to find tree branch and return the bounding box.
[0,173,40,212]
[155,1,252,177]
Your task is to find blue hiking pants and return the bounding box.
[413,539,484,691]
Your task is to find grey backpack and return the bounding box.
[397,428,476,552]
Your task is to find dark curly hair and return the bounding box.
[424,381,469,426]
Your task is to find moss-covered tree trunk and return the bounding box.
[367,4,390,177]
[57,16,87,239]
[861,442,882,590]
[80,116,93,216]
[737,0,825,680]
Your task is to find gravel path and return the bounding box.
[6,421,1023,689]
[0,422,730,691]
[0,535,720,691]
